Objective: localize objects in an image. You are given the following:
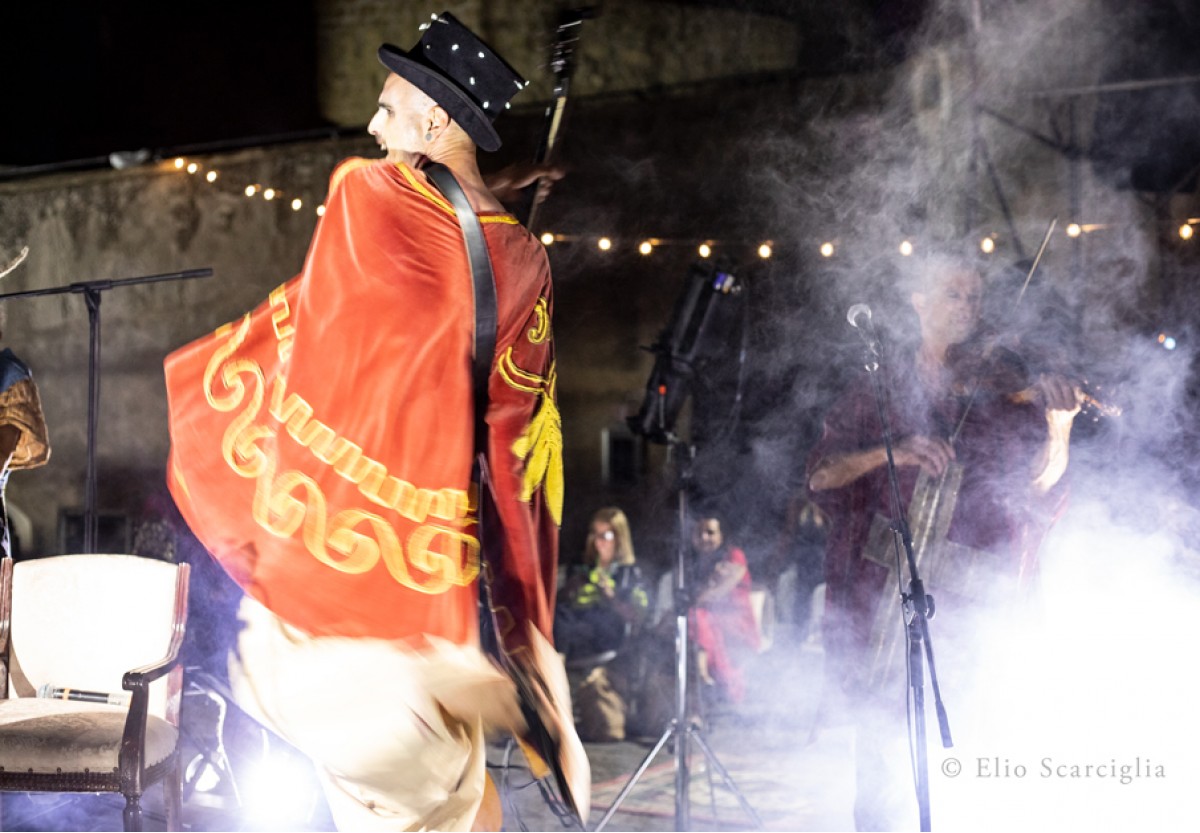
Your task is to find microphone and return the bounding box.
[846,303,881,364]
[847,303,872,329]
[37,684,131,706]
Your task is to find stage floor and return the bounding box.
[3,608,1197,832]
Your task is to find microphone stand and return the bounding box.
[594,440,762,832]
[853,319,953,832]
[0,268,214,553]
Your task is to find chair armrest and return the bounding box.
[121,561,190,691]
[121,638,184,689]
[118,562,189,792]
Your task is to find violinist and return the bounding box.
[805,251,1083,831]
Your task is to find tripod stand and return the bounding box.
[594,443,762,832]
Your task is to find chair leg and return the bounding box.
[166,754,183,832]
[123,793,143,832]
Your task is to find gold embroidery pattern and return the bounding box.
[200,319,479,593]
[327,157,374,198]
[395,164,520,225]
[268,285,294,362]
[527,298,550,344]
[498,347,546,394]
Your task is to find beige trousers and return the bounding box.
[228,596,522,831]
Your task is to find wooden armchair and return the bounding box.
[0,554,190,831]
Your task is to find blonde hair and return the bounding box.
[584,506,636,567]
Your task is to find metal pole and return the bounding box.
[84,289,101,553]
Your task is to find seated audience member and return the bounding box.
[688,513,761,706]
[555,507,648,659]
[554,507,649,741]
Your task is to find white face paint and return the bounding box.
[366,74,435,166]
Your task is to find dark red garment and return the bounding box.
[690,546,760,704]
[806,354,1066,680]
[164,158,561,658]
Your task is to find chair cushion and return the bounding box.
[0,700,178,774]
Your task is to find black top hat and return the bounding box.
[377,11,527,152]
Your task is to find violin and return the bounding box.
[944,329,1122,421]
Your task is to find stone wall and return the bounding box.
[315,0,800,126]
[0,140,368,553]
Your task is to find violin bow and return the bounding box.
[950,216,1057,445]
[517,6,595,232]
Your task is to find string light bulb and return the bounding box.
[899,240,914,256]
[1066,223,1082,238]
[597,237,612,251]
[291,198,303,211]
[639,240,653,255]
[186,162,199,174]
[263,188,276,201]
[981,236,995,254]
[698,243,712,258]
[540,232,554,246]
[758,242,773,259]
[245,185,258,197]
[174,158,185,170]
[1180,224,1194,241]
[820,242,835,258]
[316,205,326,217]
[205,171,218,183]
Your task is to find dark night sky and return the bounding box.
[0,1,327,167]
[4,0,1196,184]
[0,0,937,170]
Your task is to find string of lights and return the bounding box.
[162,158,1199,254]
[536,232,774,259]
[167,155,327,217]
[535,223,1199,259]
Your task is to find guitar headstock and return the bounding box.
[548,6,596,95]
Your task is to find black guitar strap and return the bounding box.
[424,163,497,452]
[423,163,504,663]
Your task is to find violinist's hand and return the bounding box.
[1031,372,1080,413]
[1032,374,1081,493]
[894,435,955,477]
[484,162,566,206]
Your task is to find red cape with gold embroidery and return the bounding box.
[165,158,561,654]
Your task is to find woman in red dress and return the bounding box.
[689,515,761,705]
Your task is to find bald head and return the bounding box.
[367,73,473,167]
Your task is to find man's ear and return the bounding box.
[428,104,452,134]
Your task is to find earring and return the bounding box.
[424,131,434,142]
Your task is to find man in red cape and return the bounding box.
[164,12,585,830]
